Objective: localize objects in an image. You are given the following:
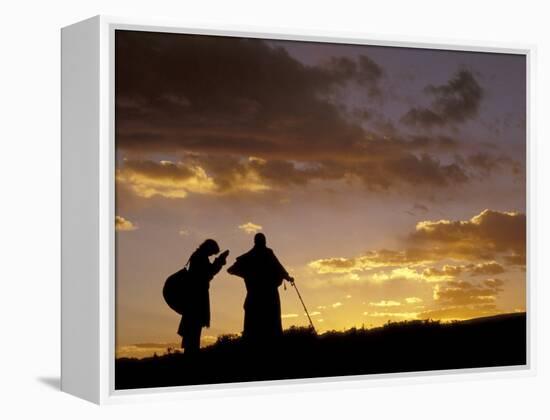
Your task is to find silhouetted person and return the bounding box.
[178,239,229,355]
[227,233,293,342]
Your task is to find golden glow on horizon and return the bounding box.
[115,207,526,359]
[116,301,523,359]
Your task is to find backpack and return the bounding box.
[162,261,190,315]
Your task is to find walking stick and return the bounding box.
[289,280,316,334]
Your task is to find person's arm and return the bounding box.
[209,250,229,279]
[271,251,294,284]
[227,255,246,277]
[190,253,225,284]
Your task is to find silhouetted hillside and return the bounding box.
[115,312,526,390]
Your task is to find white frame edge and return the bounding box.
[61,14,536,405]
[61,15,101,403]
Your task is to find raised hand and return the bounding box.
[217,250,230,265]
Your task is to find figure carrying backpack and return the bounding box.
[163,260,190,315]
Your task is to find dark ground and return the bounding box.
[115,312,526,390]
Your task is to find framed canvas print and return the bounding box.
[61,15,533,404]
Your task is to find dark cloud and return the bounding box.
[326,54,384,96]
[413,203,429,212]
[405,202,430,217]
[407,135,459,151]
[467,152,502,172]
[115,31,475,194]
[466,152,523,178]
[382,154,468,187]
[116,30,378,160]
[117,152,469,197]
[357,55,384,96]
[402,70,483,128]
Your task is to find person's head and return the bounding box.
[254,233,267,248]
[198,239,220,256]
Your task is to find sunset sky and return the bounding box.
[114,30,526,359]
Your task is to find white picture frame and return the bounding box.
[61,15,535,404]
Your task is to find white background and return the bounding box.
[1,0,548,418]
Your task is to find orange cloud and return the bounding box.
[309,210,524,282]
[422,261,505,280]
[469,261,505,276]
[369,300,401,307]
[116,160,217,198]
[411,209,525,261]
[422,264,464,281]
[405,297,423,304]
[363,275,506,322]
[309,249,431,275]
[238,222,263,234]
[116,159,270,199]
[432,278,503,306]
[115,215,138,232]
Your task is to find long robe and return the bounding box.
[227,246,290,340]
